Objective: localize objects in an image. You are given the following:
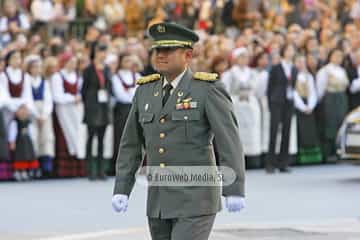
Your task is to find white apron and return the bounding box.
[232,94,262,156]
[31,101,55,157]
[222,66,262,156]
[55,102,85,158]
[259,97,270,154]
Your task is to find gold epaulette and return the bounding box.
[193,72,219,82]
[136,74,161,85]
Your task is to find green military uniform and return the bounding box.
[113,22,245,240]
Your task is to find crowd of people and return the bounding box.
[1,0,360,181]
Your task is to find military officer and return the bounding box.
[112,22,246,240]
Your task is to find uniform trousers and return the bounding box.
[148,214,216,240]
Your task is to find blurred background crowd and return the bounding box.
[1,0,360,181]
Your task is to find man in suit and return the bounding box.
[344,49,360,111]
[112,22,245,240]
[266,43,298,173]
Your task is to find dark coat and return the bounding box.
[81,63,113,127]
[344,57,360,110]
[0,110,9,161]
[267,63,298,106]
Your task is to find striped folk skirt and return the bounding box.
[53,111,85,178]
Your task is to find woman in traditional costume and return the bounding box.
[253,51,270,164]
[0,50,37,181]
[51,52,85,177]
[316,49,349,162]
[294,55,322,164]
[0,65,11,180]
[25,55,55,178]
[110,54,141,175]
[222,47,262,168]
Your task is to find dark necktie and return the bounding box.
[162,84,173,106]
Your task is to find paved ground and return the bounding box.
[1,163,360,239]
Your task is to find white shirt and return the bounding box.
[221,65,255,95]
[254,68,269,98]
[31,0,55,22]
[281,60,295,100]
[27,74,53,118]
[112,69,140,104]
[0,13,30,44]
[349,66,360,94]
[294,71,317,112]
[104,2,125,24]
[350,1,360,19]
[0,67,35,114]
[316,63,349,100]
[51,70,82,104]
[163,68,187,95]
[281,60,292,79]
[0,75,10,109]
[54,3,76,21]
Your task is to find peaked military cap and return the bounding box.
[149,22,199,49]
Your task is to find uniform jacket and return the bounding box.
[113,69,245,218]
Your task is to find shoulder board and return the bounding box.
[193,72,219,82]
[136,74,161,85]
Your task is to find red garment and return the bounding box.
[58,52,74,69]
[198,20,209,31]
[174,4,183,17]
[95,67,105,88]
[13,160,39,170]
[5,71,24,98]
[52,112,85,177]
[60,73,78,95]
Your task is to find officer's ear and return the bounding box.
[184,48,193,60]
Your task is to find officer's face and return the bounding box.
[153,47,192,76]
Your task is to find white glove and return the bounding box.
[112,194,129,213]
[350,78,360,93]
[225,196,245,213]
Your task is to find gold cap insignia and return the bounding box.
[157,25,166,33]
